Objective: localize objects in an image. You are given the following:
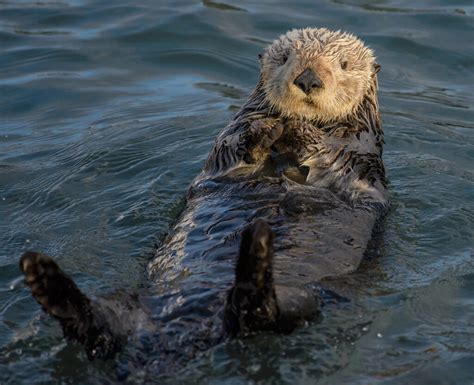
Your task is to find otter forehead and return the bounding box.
[258,27,379,123]
[265,28,374,63]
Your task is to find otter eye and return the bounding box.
[279,53,289,66]
[340,60,348,70]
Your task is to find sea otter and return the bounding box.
[19,27,387,365]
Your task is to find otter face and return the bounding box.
[260,28,379,123]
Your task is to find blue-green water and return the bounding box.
[1,0,473,384]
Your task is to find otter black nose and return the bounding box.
[293,68,322,94]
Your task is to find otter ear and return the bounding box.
[373,62,381,74]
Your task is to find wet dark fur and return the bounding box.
[204,75,386,205]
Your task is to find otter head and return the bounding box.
[260,28,380,123]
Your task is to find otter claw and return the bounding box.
[261,122,284,148]
[243,119,284,163]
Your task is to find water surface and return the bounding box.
[1,0,473,384]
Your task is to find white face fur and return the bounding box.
[260,28,378,123]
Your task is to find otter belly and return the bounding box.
[147,177,382,335]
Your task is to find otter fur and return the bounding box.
[19,27,388,367]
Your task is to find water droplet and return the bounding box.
[377,333,383,338]
[248,363,261,374]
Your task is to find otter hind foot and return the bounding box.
[224,220,322,336]
[19,251,120,360]
[224,219,279,336]
[20,251,90,320]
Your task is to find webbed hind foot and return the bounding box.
[224,220,279,336]
[20,251,121,360]
[224,220,321,336]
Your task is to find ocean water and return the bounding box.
[0,0,473,384]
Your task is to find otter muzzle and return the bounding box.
[293,68,322,94]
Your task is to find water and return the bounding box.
[0,0,473,383]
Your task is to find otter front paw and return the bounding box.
[249,118,284,149]
[248,118,283,150]
[240,118,284,163]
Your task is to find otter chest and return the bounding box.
[267,119,380,189]
[270,121,343,169]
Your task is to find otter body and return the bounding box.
[147,27,387,342]
[20,27,388,367]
